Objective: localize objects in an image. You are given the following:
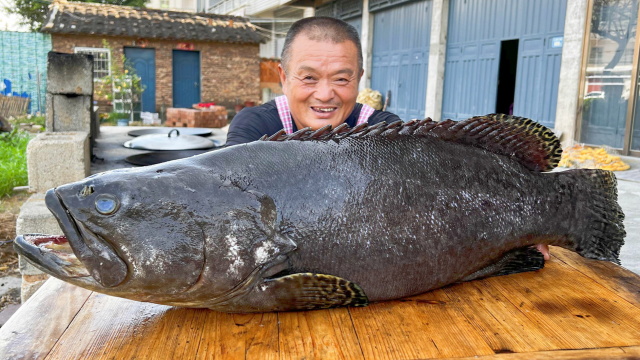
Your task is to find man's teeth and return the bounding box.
[313,107,336,112]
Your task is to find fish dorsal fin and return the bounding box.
[260,114,561,172]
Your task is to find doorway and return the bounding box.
[172,50,201,108]
[495,40,519,115]
[124,47,156,114]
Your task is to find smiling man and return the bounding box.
[225,17,401,146]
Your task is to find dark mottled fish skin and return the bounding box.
[13,115,624,312]
[197,136,603,307]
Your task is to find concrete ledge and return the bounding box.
[15,193,63,238]
[27,131,90,193]
[47,52,94,96]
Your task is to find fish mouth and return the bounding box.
[14,234,91,279]
[14,188,128,288]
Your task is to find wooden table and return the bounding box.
[2,247,640,360]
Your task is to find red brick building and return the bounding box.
[40,0,264,112]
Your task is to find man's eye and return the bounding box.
[302,76,316,82]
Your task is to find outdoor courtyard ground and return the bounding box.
[613,156,640,274]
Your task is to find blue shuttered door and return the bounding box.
[345,17,362,35]
[370,0,432,121]
[443,0,566,127]
[514,35,563,128]
[172,50,201,108]
[443,41,500,120]
[124,47,156,113]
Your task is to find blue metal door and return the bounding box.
[443,0,566,127]
[370,0,432,121]
[513,35,563,128]
[172,50,201,108]
[124,47,156,113]
[345,16,362,35]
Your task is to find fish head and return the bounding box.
[15,164,210,300]
[15,153,298,306]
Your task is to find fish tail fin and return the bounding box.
[559,169,625,264]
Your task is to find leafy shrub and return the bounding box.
[0,129,31,197]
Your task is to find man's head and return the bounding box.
[278,17,363,130]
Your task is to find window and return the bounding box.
[579,0,639,149]
[74,47,110,80]
[160,0,170,8]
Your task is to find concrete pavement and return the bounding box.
[616,157,640,274]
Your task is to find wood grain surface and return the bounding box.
[1,247,639,360]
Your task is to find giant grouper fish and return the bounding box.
[14,114,625,312]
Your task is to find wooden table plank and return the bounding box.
[278,308,364,360]
[195,311,279,360]
[45,292,209,359]
[442,279,575,353]
[486,256,640,349]
[551,246,640,308]
[349,289,494,359]
[112,304,208,359]
[3,247,640,360]
[0,278,92,360]
[441,250,640,354]
[453,345,640,360]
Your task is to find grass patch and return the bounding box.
[30,115,45,127]
[0,129,31,198]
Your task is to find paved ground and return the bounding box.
[615,156,640,274]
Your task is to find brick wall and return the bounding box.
[52,34,260,111]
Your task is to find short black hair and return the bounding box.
[281,17,363,74]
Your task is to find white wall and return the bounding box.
[146,0,197,12]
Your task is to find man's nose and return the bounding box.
[314,80,335,103]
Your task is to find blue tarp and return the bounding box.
[0,31,52,114]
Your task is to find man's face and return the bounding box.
[278,34,362,130]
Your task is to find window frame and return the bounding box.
[73,47,111,81]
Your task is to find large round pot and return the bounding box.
[123,129,217,151]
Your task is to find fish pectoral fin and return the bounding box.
[262,273,368,311]
[461,246,545,282]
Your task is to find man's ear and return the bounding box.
[278,63,287,92]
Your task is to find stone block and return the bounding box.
[16,193,64,277]
[21,274,49,303]
[45,94,92,132]
[47,52,94,96]
[27,132,90,193]
[19,256,45,277]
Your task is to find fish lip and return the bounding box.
[13,234,91,279]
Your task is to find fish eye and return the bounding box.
[95,195,119,215]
